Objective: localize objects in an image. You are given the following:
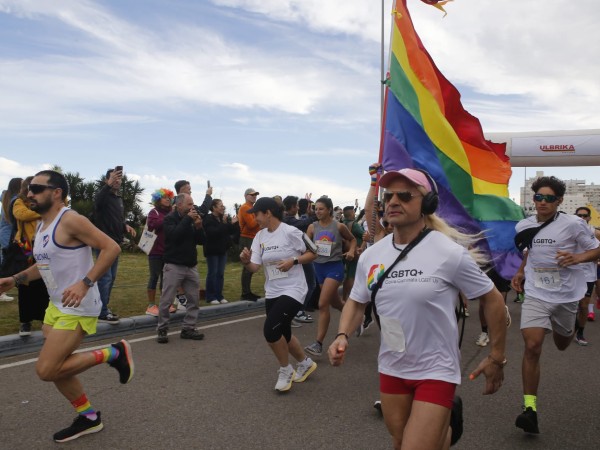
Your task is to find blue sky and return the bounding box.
[1,0,599,213]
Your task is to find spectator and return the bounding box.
[157,193,206,343]
[12,176,50,336]
[0,177,22,301]
[174,179,213,217]
[93,167,136,324]
[238,188,261,301]
[144,188,175,317]
[203,199,238,305]
[173,179,213,305]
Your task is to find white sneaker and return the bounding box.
[275,365,295,392]
[0,293,14,301]
[475,332,489,347]
[219,299,229,304]
[294,358,317,383]
[209,300,220,305]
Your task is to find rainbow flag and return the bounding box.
[381,0,524,279]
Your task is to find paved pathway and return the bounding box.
[0,295,599,449]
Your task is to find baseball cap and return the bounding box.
[248,197,279,214]
[244,188,260,196]
[379,168,432,192]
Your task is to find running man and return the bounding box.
[0,170,134,443]
[511,176,600,434]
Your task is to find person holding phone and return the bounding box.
[92,166,136,324]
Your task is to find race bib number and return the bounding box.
[316,241,332,257]
[266,262,288,281]
[533,267,561,290]
[37,262,58,290]
[379,315,406,353]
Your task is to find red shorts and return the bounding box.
[379,373,456,409]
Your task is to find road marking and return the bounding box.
[0,314,265,370]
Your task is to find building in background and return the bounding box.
[520,171,600,217]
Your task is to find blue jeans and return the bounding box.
[205,254,227,301]
[95,248,119,317]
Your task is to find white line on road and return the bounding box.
[0,313,265,371]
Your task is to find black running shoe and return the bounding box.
[157,328,169,344]
[450,395,464,446]
[53,412,103,442]
[373,400,382,415]
[515,407,539,434]
[109,340,134,384]
[180,328,204,340]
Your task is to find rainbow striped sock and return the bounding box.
[92,346,120,364]
[71,394,97,421]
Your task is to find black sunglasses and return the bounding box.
[533,193,558,203]
[383,190,420,203]
[28,184,58,194]
[576,214,590,218]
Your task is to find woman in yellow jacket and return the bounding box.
[12,176,50,336]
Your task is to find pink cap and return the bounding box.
[379,168,432,192]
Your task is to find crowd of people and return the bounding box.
[1,166,599,448]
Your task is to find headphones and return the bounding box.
[413,169,439,215]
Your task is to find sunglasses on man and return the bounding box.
[533,193,559,203]
[576,213,590,218]
[28,184,59,194]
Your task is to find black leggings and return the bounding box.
[264,296,302,343]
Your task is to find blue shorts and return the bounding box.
[314,261,344,284]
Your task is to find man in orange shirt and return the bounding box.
[238,188,261,300]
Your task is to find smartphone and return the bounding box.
[115,165,123,172]
[207,180,211,188]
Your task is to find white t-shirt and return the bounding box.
[350,231,493,385]
[516,214,599,302]
[250,222,307,304]
[579,223,599,283]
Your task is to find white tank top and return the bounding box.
[33,207,101,316]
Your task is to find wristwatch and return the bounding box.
[82,276,95,288]
[293,257,299,265]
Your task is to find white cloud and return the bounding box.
[0,0,373,131]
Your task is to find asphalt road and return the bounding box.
[1,295,599,449]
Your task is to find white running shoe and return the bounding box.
[0,293,14,301]
[209,300,220,305]
[475,332,489,347]
[294,358,317,383]
[219,299,229,304]
[275,365,295,392]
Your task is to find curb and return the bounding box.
[0,299,265,358]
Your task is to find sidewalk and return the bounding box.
[0,299,265,358]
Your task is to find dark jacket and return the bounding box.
[283,214,315,233]
[202,213,237,256]
[94,184,126,243]
[163,210,205,267]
